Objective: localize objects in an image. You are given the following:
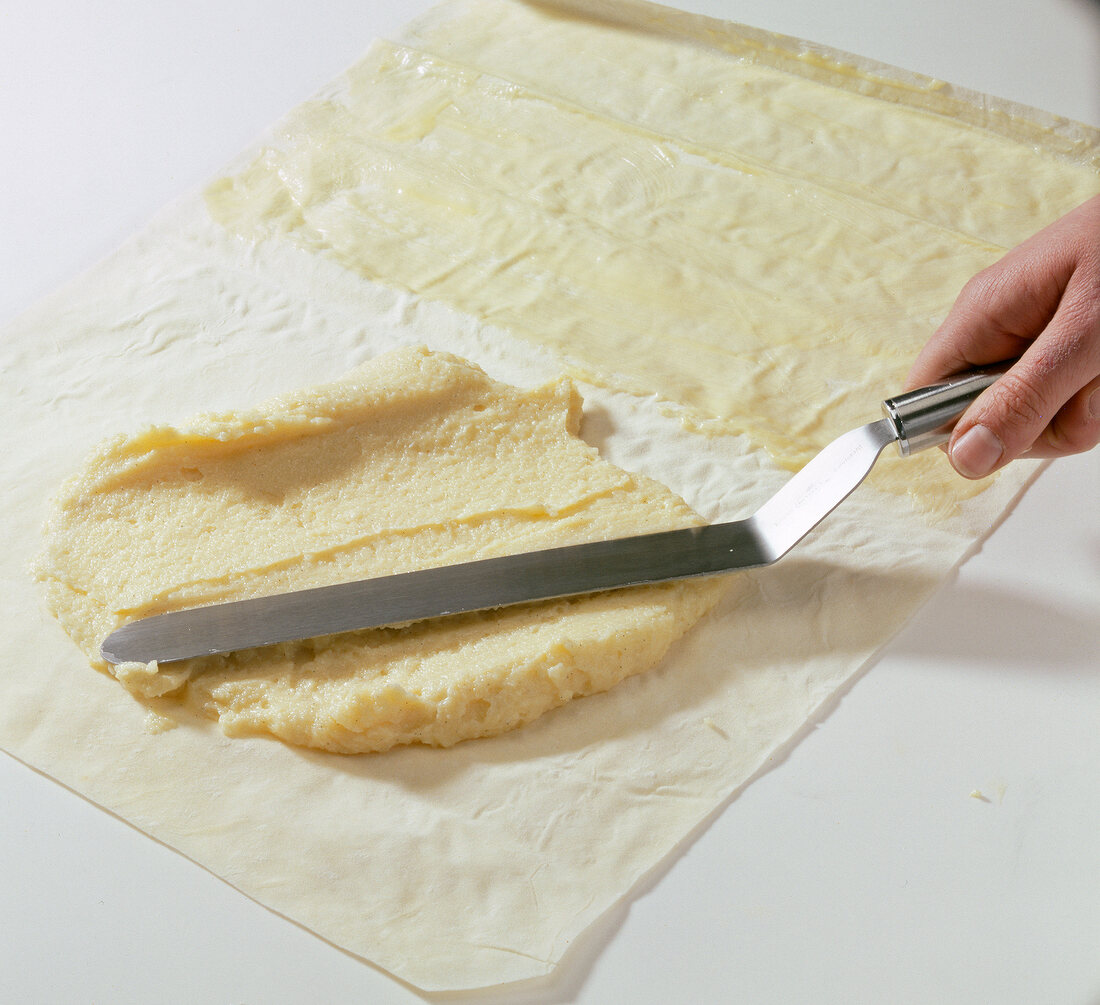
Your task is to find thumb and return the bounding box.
[948,369,1052,478]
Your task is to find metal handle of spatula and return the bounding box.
[882,370,998,455]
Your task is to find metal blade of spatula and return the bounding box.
[100,371,996,665]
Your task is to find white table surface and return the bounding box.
[2,2,1097,1002]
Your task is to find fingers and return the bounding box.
[907,214,1077,390]
[906,195,1100,478]
[947,266,1100,477]
[1034,372,1100,457]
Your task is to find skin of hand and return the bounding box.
[907,194,1100,479]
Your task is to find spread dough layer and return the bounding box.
[37,347,726,752]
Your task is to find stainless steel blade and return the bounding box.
[100,419,896,665]
[99,371,999,665]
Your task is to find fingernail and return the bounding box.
[951,424,1004,478]
[1089,387,1100,420]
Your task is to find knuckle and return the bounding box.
[989,371,1051,441]
[958,266,1004,314]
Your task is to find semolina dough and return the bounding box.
[37,346,726,753]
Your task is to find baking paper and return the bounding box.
[1,0,1095,991]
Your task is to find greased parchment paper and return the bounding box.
[2,0,1096,992]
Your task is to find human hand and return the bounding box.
[907,194,1100,478]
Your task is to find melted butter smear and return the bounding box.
[206,0,1098,516]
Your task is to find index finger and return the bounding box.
[906,229,1074,391]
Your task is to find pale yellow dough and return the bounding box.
[37,346,725,753]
